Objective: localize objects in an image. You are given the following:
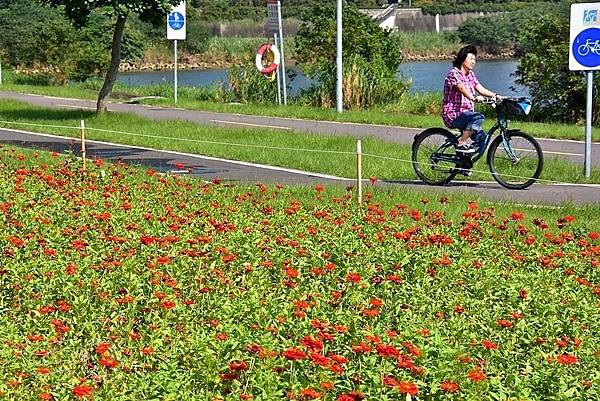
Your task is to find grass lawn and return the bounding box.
[0,99,600,186]
[0,76,598,143]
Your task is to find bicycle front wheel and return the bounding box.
[412,128,459,185]
[487,131,543,190]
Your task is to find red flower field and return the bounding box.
[0,148,599,400]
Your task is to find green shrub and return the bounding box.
[294,3,408,110]
[417,0,542,15]
[181,7,213,55]
[456,3,567,55]
[515,10,600,125]
[228,64,279,104]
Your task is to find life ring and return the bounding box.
[255,43,280,75]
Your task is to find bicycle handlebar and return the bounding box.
[478,96,530,106]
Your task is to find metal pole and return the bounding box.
[174,39,178,104]
[585,71,593,178]
[356,140,362,204]
[0,59,2,84]
[277,1,287,105]
[336,0,343,113]
[80,120,86,171]
[274,33,282,105]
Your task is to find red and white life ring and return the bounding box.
[255,43,280,75]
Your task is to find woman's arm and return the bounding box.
[455,83,477,101]
[475,83,497,98]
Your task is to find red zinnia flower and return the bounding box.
[229,361,249,371]
[310,352,330,367]
[99,355,119,369]
[556,353,578,365]
[346,272,361,283]
[482,339,498,350]
[497,319,513,329]
[467,368,486,382]
[397,381,418,395]
[72,384,94,399]
[282,347,306,361]
[510,211,524,221]
[440,380,459,393]
[301,388,321,399]
[71,239,87,250]
[160,300,176,309]
[351,343,371,353]
[95,342,111,355]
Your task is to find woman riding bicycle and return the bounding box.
[442,45,503,154]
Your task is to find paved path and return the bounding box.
[1,91,598,166]
[1,127,599,205]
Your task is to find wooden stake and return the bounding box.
[80,120,86,171]
[356,139,362,205]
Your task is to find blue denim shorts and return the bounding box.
[449,111,485,133]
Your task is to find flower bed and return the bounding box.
[0,148,599,400]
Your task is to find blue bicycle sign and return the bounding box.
[572,28,600,67]
[168,11,185,30]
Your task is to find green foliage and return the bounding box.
[0,0,59,65]
[456,3,566,55]
[190,0,388,21]
[416,0,544,15]
[457,14,515,54]
[228,64,280,104]
[181,8,213,54]
[515,10,600,125]
[294,3,407,109]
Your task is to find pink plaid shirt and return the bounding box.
[442,67,479,127]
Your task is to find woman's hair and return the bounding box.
[453,45,478,68]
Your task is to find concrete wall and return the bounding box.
[395,8,488,32]
[206,20,300,38]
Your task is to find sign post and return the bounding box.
[167,1,186,103]
[267,0,286,105]
[569,3,600,178]
[336,0,343,113]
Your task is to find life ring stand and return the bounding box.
[255,43,280,75]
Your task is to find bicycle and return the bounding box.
[411,97,544,190]
[577,39,600,56]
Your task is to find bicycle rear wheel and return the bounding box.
[412,128,459,185]
[487,131,543,190]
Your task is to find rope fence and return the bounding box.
[0,119,598,204]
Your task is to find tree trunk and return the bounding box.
[96,14,127,114]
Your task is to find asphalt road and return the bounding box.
[0,91,599,205]
[1,91,598,167]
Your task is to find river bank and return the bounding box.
[116,49,517,72]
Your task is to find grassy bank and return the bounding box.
[0,99,599,186]
[128,33,464,71]
[1,69,598,143]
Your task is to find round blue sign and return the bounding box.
[168,12,185,30]
[572,27,600,68]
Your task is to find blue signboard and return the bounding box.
[572,28,600,68]
[168,12,185,30]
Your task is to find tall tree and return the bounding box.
[37,0,181,114]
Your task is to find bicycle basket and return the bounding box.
[503,97,532,116]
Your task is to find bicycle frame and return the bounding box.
[432,101,519,168]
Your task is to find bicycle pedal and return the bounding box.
[460,170,473,177]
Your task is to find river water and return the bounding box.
[118,59,527,96]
